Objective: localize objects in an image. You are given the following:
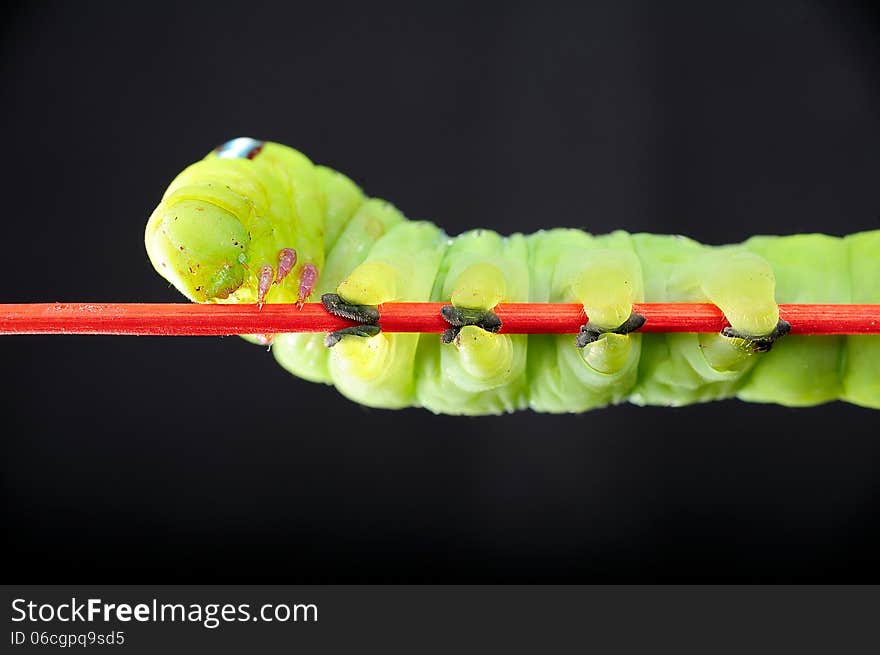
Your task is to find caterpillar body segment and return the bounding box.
[273,198,408,381]
[328,221,448,409]
[144,139,880,414]
[523,229,645,413]
[419,231,531,414]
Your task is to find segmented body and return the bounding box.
[145,139,880,414]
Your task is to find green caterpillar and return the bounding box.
[145,138,880,414]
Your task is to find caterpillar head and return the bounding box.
[145,196,250,303]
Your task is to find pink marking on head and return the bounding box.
[275,248,297,283]
[297,263,319,308]
[257,264,274,305]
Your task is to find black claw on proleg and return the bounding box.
[321,293,380,324]
[439,305,502,343]
[479,311,503,333]
[440,327,460,344]
[324,324,382,348]
[576,311,647,348]
[617,312,647,334]
[720,318,791,353]
[575,326,601,348]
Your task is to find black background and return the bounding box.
[3,1,879,582]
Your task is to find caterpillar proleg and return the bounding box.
[144,138,880,414]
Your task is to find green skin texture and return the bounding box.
[145,140,880,414]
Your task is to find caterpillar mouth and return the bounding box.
[145,198,249,302]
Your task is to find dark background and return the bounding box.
[3,1,879,582]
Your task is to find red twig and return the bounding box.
[0,302,878,336]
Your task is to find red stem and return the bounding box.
[0,302,878,336]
